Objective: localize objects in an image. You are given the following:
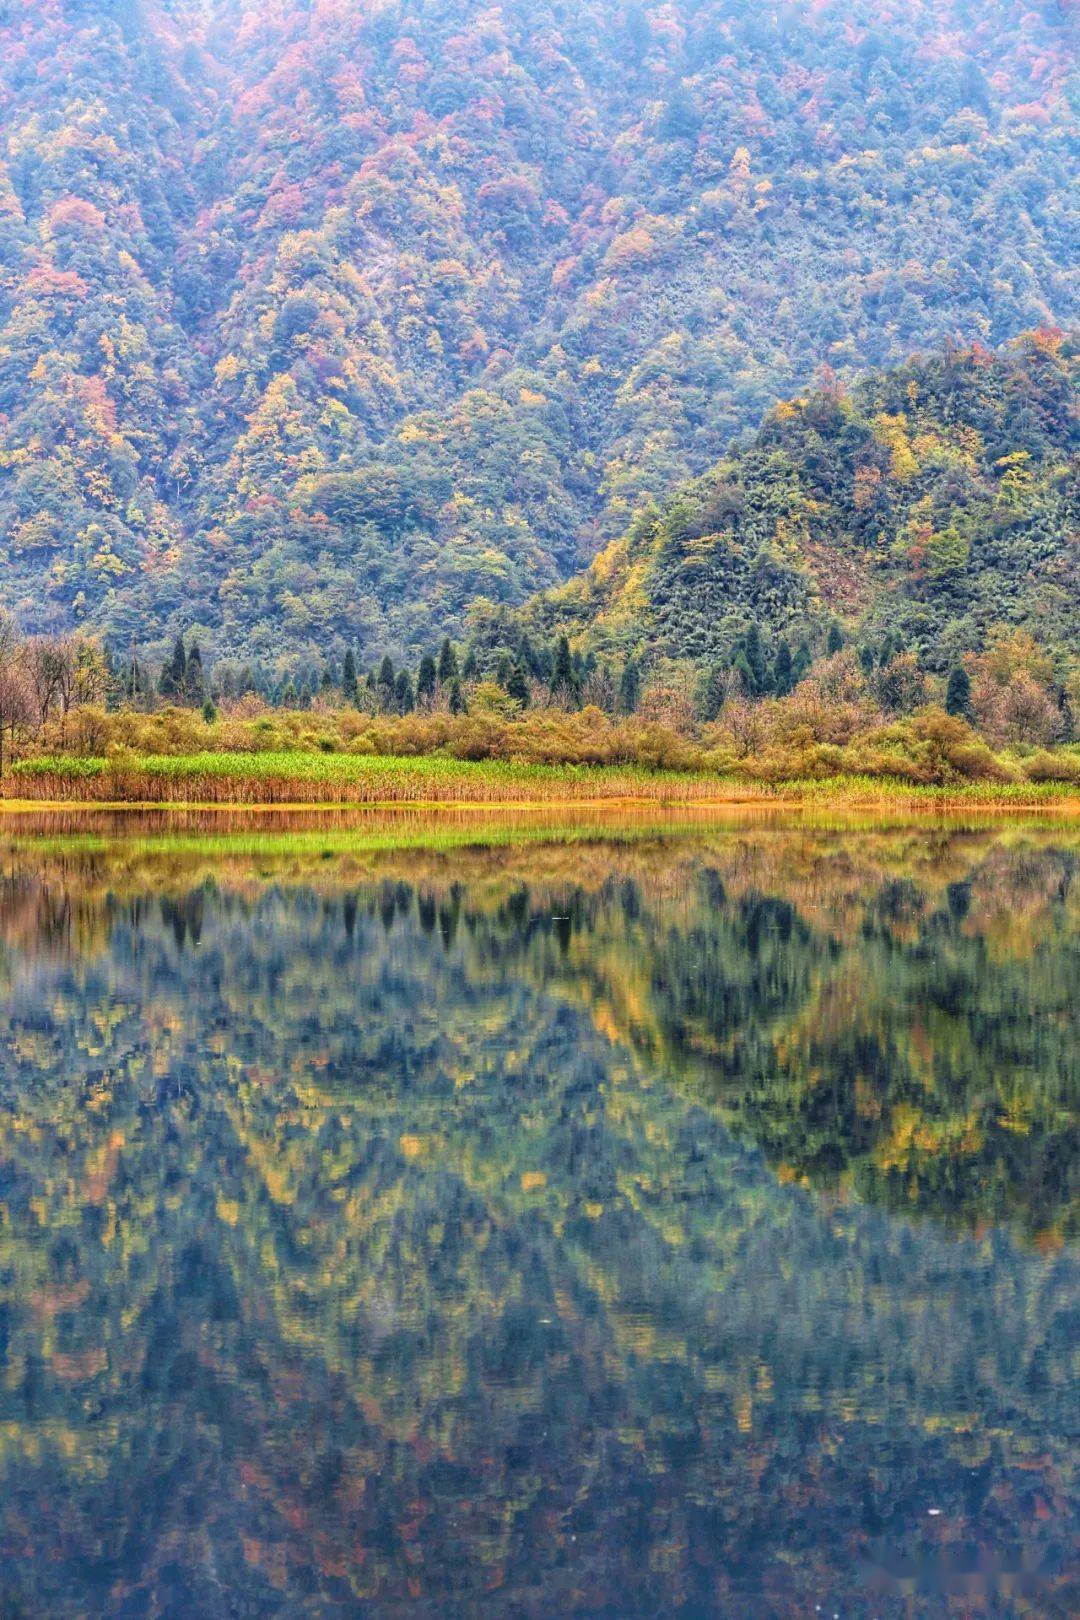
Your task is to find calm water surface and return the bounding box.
[0,811,1075,1618]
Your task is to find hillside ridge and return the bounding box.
[0,0,1076,672]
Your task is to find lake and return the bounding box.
[0,810,1075,1618]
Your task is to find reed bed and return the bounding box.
[6,752,1078,809]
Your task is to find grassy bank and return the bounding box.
[6,750,1079,809]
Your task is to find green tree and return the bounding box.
[742,623,768,695]
[448,677,466,715]
[946,664,972,718]
[507,660,530,708]
[792,640,813,684]
[377,654,396,709]
[518,635,539,678]
[395,670,414,713]
[183,644,206,708]
[826,624,844,656]
[550,635,579,704]
[438,638,459,685]
[342,648,358,703]
[697,664,726,721]
[159,637,186,699]
[417,654,437,704]
[618,658,641,715]
[732,650,756,697]
[772,639,793,696]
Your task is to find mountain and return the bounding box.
[509,331,1079,675]
[0,0,1076,673]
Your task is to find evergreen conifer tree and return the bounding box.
[945,664,972,718]
[185,643,206,706]
[618,658,641,714]
[772,639,793,696]
[159,636,186,698]
[507,660,530,707]
[342,648,358,703]
[417,654,437,704]
[792,640,813,684]
[394,670,414,713]
[742,623,768,695]
[377,655,395,708]
[438,638,458,685]
[551,634,578,703]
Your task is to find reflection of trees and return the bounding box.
[448,836,1079,1246]
[0,826,1076,1615]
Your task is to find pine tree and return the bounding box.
[185,643,205,706]
[394,670,414,713]
[732,650,755,697]
[550,634,578,703]
[377,655,395,709]
[618,658,641,715]
[742,622,767,695]
[945,664,972,718]
[698,664,726,721]
[417,654,437,704]
[792,640,813,684]
[437,638,458,685]
[448,677,466,715]
[159,636,186,698]
[826,623,844,656]
[462,646,478,681]
[507,660,530,707]
[342,648,358,703]
[518,634,538,677]
[772,639,793,696]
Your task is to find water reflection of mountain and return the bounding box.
[0,822,1076,1617]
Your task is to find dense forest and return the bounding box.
[0,0,1076,671]
[514,333,1079,673]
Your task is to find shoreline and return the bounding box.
[1,788,1078,815]
[4,749,1079,814]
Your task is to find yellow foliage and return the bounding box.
[872,412,919,482]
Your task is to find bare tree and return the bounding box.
[0,616,32,778]
[24,637,69,728]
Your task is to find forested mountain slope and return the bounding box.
[0,0,1076,670]
[516,333,1079,673]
